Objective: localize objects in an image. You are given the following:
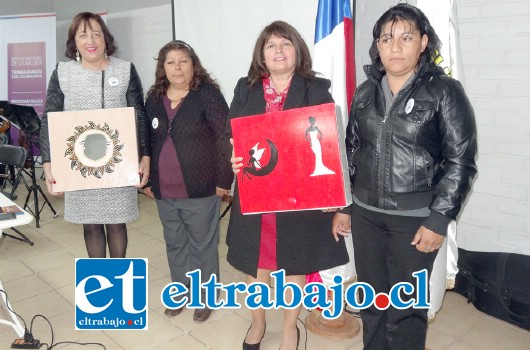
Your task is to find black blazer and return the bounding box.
[225,72,349,277]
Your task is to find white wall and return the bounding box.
[109,5,173,92]
[0,0,52,15]
[356,0,530,255]
[455,0,530,254]
[172,0,319,103]
[51,0,168,20]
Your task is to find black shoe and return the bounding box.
[163,307,184,318]
[243,323,266,350]
[193,308,212,323]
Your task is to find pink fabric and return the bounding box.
[257,76,291,270]
[306,271,323,284]
[257,213,277,270]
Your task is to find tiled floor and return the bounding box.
[1,175,530,349]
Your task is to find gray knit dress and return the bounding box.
[43,57,141,224]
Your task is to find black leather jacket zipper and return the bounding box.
[377,85,409,207]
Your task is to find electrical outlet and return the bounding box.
[10,338,41,349]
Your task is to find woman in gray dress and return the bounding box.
[39,12,151,258]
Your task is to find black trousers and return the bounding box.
[350,202,438,350]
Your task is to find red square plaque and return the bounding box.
[231,102,351,214]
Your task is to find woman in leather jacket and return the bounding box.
[333,4,477,349]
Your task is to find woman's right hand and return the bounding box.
[42,163,63,196]
[230,138,244,175]
[332,212,351,242]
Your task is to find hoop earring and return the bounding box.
[76,48,80,62]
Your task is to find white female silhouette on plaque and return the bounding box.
[305,116,335,176]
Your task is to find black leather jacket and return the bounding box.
[346,62,477,235]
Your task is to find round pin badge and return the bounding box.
[108,77,119,86]
[405,98,415,114]
[152,118,159,129]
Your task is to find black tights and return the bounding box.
[83,223,128,258]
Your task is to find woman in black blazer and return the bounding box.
[226,21,349,350]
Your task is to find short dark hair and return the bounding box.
[65,12,117,60]
[247,21,315,86]
[148,40,219,100]
[369,3,441,75]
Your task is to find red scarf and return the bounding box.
[257,75,292,270]
[262,75,291,112]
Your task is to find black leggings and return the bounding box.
[83,223,128,258]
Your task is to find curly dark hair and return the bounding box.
[65,12,117,60]
[369,3,441,75]
[247,21,316,87]
[148,40,219,100]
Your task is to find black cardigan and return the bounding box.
[225,73,349,277]
[145,82,233,199]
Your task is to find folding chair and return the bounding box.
[0,145,28,199]
[0,145,33,245]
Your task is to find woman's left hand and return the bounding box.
[137,156,151,188]
[411,226,445,253]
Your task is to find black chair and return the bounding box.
[0,145,28,199]
[0,145,33,245]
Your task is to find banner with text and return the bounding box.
[8,42,47,116]
[0,13,56,117]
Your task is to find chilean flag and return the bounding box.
[313,0,355,128]
[416,0,465,322]
[308,0,357,291]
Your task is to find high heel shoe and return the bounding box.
[242,323,266,350]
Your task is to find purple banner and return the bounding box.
[7,42,46,116]
[7,42,46,154]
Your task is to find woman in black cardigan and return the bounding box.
[144,40,233,323]
[226,21,349,350]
